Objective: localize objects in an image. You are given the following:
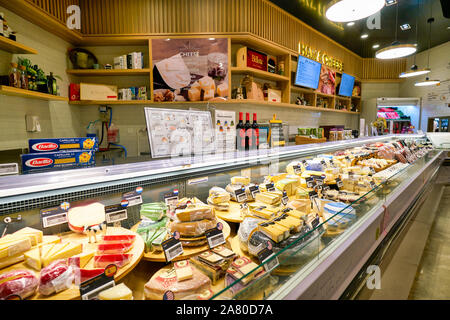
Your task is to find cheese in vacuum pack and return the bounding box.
[0,253,25,270]
[38,260,74,296]
[0,237,32,260]
[255,192,281,205]
[208,187,230,204]
[170,219,217,237]
[0,269,39,299]
[175,205,214,222]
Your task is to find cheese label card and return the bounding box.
[370,181,377,189]
[205,223,226,249]
[234,188,248,203]
[0,163,19,176]
[79,264,117,300]
[301,159,307,165]
[105,204,128,224]
[345,156,351,162]
[323,185,330,191]
[257,246,279,273]
[293,165,302,174]
[40,206,68,228]
[281,191,289,206]
[265,183,276,192]
[314,176,324,186]
[329,159,334,166]
[369,167,376,175]
[249,185,260,198]
[320,160,327,168]
[162,233,184,263]
[311,215,321,229]
[306,177,316,188]
[336,178,343,189]
[164,190,179,207]
[122,190,143,207]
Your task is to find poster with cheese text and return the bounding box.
[152,38,229,102]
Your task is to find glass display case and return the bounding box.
[0,134,444,300]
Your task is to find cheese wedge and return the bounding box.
[24,247,41,271]
[257,223,285,242]
[13,227,43,244]
[40,235,61,247]
[265,173,287,183]
[231,176,250,185]
[0,253,25,270]
[43,243,69,261]
[68,250,95,268]
[40,244,55,259]
[43,243,83,267]
[174,260,193,281]
[0,233,38,247]
[255,192,281,205]
[0,238,32,259]
[98,283,133,300]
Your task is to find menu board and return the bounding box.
[214,109,236,153]
[294,56,321,89]
[152,38,229,102]
[338,73,355,97]
[144,108,215,158]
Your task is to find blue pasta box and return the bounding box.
[28,137,97,153]
[21,150,96,173]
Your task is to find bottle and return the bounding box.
[236,112,245,151]
[252,113,259,150]
[8,62,20,88]
[47,72,56,95]
[107,123,119,143]
[19,65,28,90]
[244,112,252,150]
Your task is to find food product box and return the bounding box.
[266,88,281,103]
[69,83,80,101]
[246,48,268,71]
[80,83,118,101]
[21,150,95,173]
[28,137,97,153]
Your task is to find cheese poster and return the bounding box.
[318,65,336,95]
[152,38,229,102]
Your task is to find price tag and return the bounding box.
[314,176,324,186]
[162,232,184,263]
[306,177,316,188]
[293,165,302,174]
[205,222,226,249]
[249,185,260,198]
[336,178,344,189]
[265,183,276,192]
[164,189,179,207]
[0,163,18,176]
[320,160,327,168]
[370,181,377,189]
[122,187,143,207]
[369,167,376,175]
[104,204,128,224]
[234,187,248,203]
[311,214,321,229]
[323,185,330,191]
[281,191,289,205]
[309,191,318,201]
[79,264,117,300]
[40,204,69,228]
[257,242,279,273]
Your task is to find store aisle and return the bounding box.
[409,184,450,299]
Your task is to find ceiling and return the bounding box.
[269,0,450,58]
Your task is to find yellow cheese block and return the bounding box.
[98,283,133,300]
[40,235,61,247]
[0,238,32,259]
[265,173,287,183]
[230,176,250,185]
[174,260,193,281]
[43,243,83,267]
[40,244,55,259]
[24,247,41,271]
[0,253,25,270]
[255,192,281,205]
[13,227,43,243]
[275,178,299,196]
[0,233,38,247]
[44,243,69,261]
[284,209,307,220]
[70,250,95,268]
[249,205,279,220]
[257,223,285,242]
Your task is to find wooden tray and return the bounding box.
[1,227,144,300]
[295,135,327,145]
[136,219,231,262]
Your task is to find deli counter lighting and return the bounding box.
[414,78,441,87]
[399,65,431,78]
[375,43,417,59]
[325,0,385,22]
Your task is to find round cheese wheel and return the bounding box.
[67,202,105,233]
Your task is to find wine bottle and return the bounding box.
[244,112,252,150]
[252,113,259,150]
[236,112,245,151]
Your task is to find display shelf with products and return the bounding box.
[0,134,442,300]
[0,36,38,54]
[0,85,68,101]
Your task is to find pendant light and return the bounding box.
[415,6,440,87]
[399,0,430,78]
[375,3,417,59]
[325,0,385,23]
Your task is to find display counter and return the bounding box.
[0,134,444,300]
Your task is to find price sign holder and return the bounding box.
[40,204,69,229]
[234,187,248,203]
[162,232,184,263]
[265,183,276,192]
[257,244,279,273]
[205,222,226,249]
[293,165,302,174]
[281,191,289,206]
[79,264,117,300]
[369,167,376,175]
[336,178,343,190]
[249,185,260,198]
[105,203,128,227]
[122,189,143,207]
[306,177,316,189]
[309,191,319,209]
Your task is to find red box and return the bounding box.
[69,83,80,101]
[247,48,267,72]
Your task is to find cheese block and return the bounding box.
[174,260,193,281]
[24,247,41,271]
[43,243,69,261]
[198,76,215,91]
[0,233,38,247]
[208,187,231,204]
[257,222,285,242]
[295,187,310,199]
[99,283,133,300]
[74,268,105,285]
[283,208,307,220]
[175,205,214,222]
[40,244,55,260]
[188,87,201,101]
[230,176,250,185]
[211,245,235,258]
[40,235,61,247]
[286,161,305,175]
[67,202,106,233]
[42,243,83,267]
[248,204,279,220]
[265,173,287,183]
[203,89,215,101]
[255,192,281,205]
[230,257,262,284]
[68,250,95,268]
[144,266,211,300]
[102,235,136,242]
[0,238,32,259]
[197,251,223,264]
[97,241,134,254]
[275,178,298,196]
[287,199,310,213]
[0,253,24,270]
[225,184,247,202]
[93,254,132,268]
[170,219,217,238]
[207,198,229,211]
[13,227,43,244]
[273,214,303,233]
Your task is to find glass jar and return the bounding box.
[8,62,20,88]
[337,129,344,140]
[329,129,338,141]
[19,65,28,90]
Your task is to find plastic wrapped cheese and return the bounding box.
[175,204,214,222]
[0,270,38,299]
[38,260,74,296]
[208,187,230,204]
[169,219,217,237]
[93,254,132,268]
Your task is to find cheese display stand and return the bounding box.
[0,134,445,300]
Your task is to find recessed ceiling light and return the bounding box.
[400,24,411,31]
[361,34,369,39]
[325,0,385,23]
[386,0,397,6]
[347,22,355,26]
[165,38,171,41]
[208,38,216,40]
[415,78,441,86]
[372,44,380,49]
[376,43,417,59]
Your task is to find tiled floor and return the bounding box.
[409,184,450,299]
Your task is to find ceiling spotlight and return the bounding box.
[376,43,417,59]
[347,22,355,26]
[385,0,397,6]
[400,24,411,31]
[372,44,380,49]
[361,34,369,39]
[399,65,431,78]
[415,77,441,87]
[325,0,385,23]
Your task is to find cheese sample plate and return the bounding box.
[0,227,144,300]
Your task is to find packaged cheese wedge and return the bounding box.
[68,250,95,268]
[93,254,132,268]
[42,243,82,267]
[97,241,134,254]
[74,268,105,286]
[38,260,74,296]
[98,283,133,300]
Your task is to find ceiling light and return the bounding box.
[400,23,411,31]
[372,44,380,49]
[386,0,397,6]
[208,38,216,40]
[325,0,385,23]
[399,65,431,78]
[415,77,441,86]
[376,43,417,59]
[361,34,369,39]
[347,22,355,26]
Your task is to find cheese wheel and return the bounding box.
[67,203,105,233]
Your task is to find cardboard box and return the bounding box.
[266,88,282,103]
[80,83,118,101]
[21,150,95,173]
[69,83,80,101]
[28,137,97,153]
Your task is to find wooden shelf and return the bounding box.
[351,96,361,99]
[0,86,68,101]
[335,95,351,101]
[67,69,151,76]
[231,34,292,56]
[290,86,316,94]
[316,91,335,99]
[231,67,289,82]
[69,100,152,105]
[0,36,38,54]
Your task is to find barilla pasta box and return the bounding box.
[21,150,95,173]
[28,137,97,153]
